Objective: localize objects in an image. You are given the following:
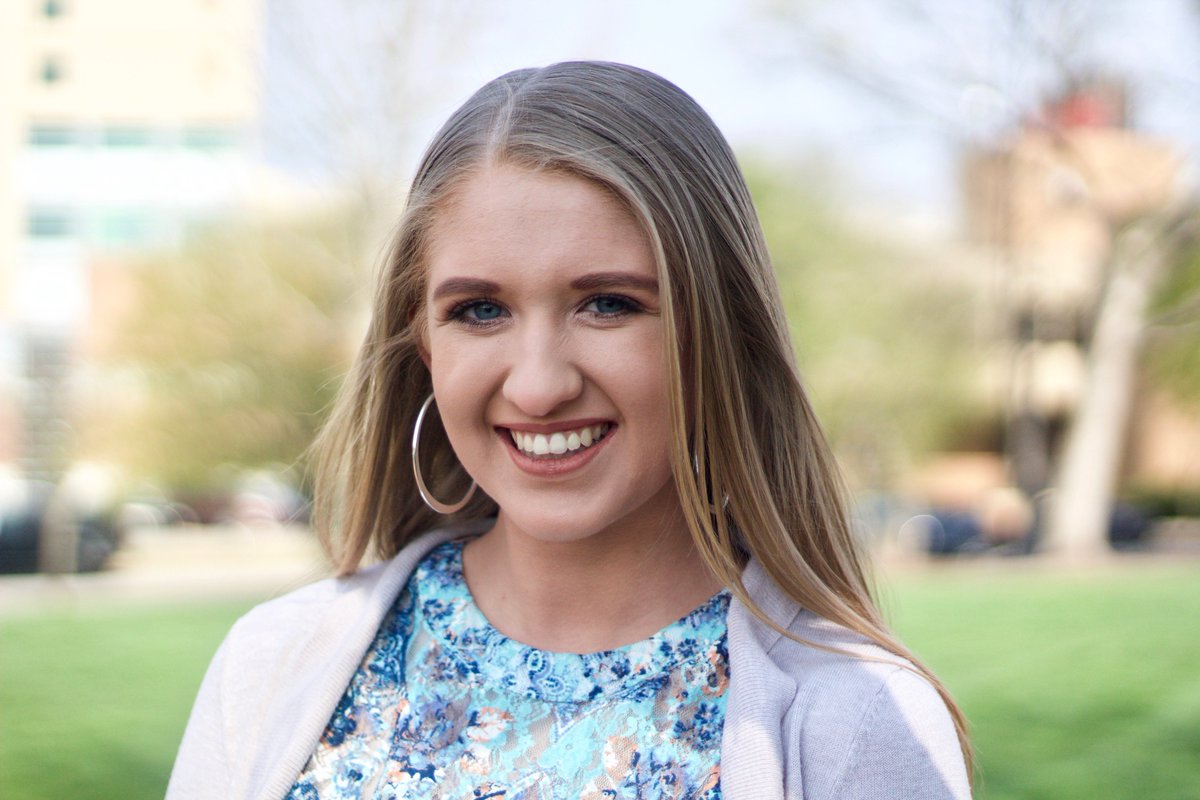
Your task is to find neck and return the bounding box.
[461,508,722,653]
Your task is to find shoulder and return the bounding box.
[196,526,470,732]
[778,614,968,796]
[725,561,972,799]
[168,527,473,799]
[219,527,462,664]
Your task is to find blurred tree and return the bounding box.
[1046,206,1196,556]
[747,163,983,489]
[81,212,366,497]
[263,0,480,241]
[1146,233,1200,404]
[756,0,1200,557]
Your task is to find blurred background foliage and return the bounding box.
[80,211,368,496]
[1146,233,1200,403]
[749,164,986,486]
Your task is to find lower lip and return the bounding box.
[501,428,614,477]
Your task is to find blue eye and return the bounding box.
[448,299,507,326]
[467,302,504,321]
[586,295,635,315]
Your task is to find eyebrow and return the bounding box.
[431,271,658,300]
[431,277,501,301]
[570,272,659,294]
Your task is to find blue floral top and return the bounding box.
[287,539,730,799]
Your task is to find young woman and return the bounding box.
[169,61,973,799]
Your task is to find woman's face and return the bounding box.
[423,163,682,545]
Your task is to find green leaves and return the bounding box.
[84,213,368,493]
[748,162,982,483]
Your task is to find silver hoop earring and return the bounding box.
[412,393,477,514]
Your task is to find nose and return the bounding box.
[501,325,584,418]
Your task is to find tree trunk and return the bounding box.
[1046,221,1171,558]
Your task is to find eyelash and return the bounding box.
[582,293,643,317]
[445,294,644,328]
[445,297,506,327]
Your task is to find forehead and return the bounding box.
[424,164,654,285]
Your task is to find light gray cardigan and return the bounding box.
[167,528,971,799]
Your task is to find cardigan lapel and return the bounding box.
[720,558,804,800]
[250,528,462,800]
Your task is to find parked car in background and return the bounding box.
[0,473,119,574]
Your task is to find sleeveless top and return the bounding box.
[286,539,730,799]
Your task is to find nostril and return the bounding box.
[501,359,585,418]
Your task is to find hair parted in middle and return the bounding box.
[310,59,972,770]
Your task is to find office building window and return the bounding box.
[28,125,76,147]
[28,209,74,239]
[98,211,155,247]
[182,127,238,152]
[102,127,154,148]
[39,56,65,84]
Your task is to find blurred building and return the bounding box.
[0,0,262,485]
[961,80,1198,501]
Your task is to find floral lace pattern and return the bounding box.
[287,539,730,799]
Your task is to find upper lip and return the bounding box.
[495,418,614,434]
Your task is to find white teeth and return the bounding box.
[509,423,610,457]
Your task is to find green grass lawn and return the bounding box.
[884,562,1200,800]
[1,562,1197,799]
[0,599,254,800]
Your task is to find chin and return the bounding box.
[496,510,611,545]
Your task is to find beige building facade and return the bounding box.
[961,85,1196,499]
[0,0,261,476]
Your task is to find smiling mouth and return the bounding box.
[506,423,613,459]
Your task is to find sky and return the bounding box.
[261,0,1200,233]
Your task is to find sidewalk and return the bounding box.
[4,518,1197,617]
[0,523,331,617]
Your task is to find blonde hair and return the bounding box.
[311,61,972,772]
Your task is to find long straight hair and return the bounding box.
[310,60,972,772]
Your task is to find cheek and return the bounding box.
[430,329,504,378]
[427,333,504,436]
[599,333,672,430]
[429,371,493,476]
